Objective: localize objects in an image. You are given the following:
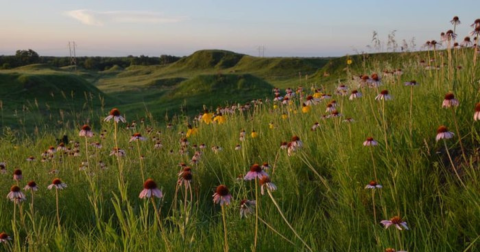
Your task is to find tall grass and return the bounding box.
[1,44,480,251]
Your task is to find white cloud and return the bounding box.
[65,9,186,26]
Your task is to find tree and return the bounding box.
[15,49,40,65]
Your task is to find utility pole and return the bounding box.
[68,41,77,71]
[257,46,266,57]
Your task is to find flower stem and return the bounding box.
[267,190,312,252]
[451,108,468,164]
[254,178,259,252]
[221,204,229,252]
[56,188,61,230]
[372,189,377,225]
[151,197,171,252]
[443,140,467,188]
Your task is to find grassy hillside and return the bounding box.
[0,46,480,251]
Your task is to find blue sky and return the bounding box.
[0,0,478,57]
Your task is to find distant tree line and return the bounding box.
[0,49,182,70]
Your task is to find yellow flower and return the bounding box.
[202,112,213,124]
[251,130,258,138]
[281,113,288,119]
[269,122,274,129]
[186,127,198,138]
[347,59,353,65]
[313,92,322,98]
[302,105,311,113]
[273,104,278,109]
[213,115,226,124]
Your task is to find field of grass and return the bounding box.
[1,40,480,251]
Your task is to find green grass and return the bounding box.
[0,46,479,251]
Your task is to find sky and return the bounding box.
[0,0,478,57]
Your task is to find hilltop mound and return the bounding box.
[14,63,53,71]
[169,50,245,70]
[0,72,108,106]
[152,74,273,114]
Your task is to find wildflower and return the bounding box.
[269,122,275,129]
[260,177,277,195]
[385,248,407,252]
[325,103,335,113]
[240,199,256,218]
[178,171,192,189]
[202,110,214,124]
[244,163,268,180]
[48,178,67,190]
[109,147,126,157]
[349,90,362,100]
[139,179,163,199]
[381,216,409,230]
[24,181,38,191]
[368,73,382,87]
[235,144,241,150]
[13,169,22,181]
[304,95,315,106]
[104,108,126,123]
[213,185,232,206]
[329,110,341,118]
[212,146,222,154]
[404,80,418,86]
[450,16,461,25]
[470,26,480,37]
[442,93,459,108]
[474,103,480,121]
[251,130,258,138]
[239,130,246,141]
[365,180,382,189]
[91,142,102,149]
[213,113,226,124]
[199,143,206,149]
[291,135,303,148]
[472,18,480,28]
[186,124,198,138]
[461,36,473,47]
[7,185,26,202]
[129,133,146,142]
[436,126,454,141]
[26,156,35,162]
[363,137,378,146]
[280,141,288,149]
[281,113,288,119]
[154,141,163,149]
[301,103,311,113]
[311,122,320,131]
[79,124,94,137]
[0,232,12,243]
[47,146,56,154]
[375,90,392,100]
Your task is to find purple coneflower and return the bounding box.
[474,103,480,121]
[79,124,94,137]
[0,232,12,243]
[244,164,268,180]
[442,93,459,108]
[139,179,163,199]
[404,80,418,86]
[381,216,409,230]
[260,177,277,195]
[178,171,192,189]
[24,181,38,191]
[363,137,378,146]
[213,185,232,206]
[48,178,67,190]
[240,199,256,218]
[13,169,22,181]
[451,16,461,25]
[349,90,362,100]
[104,108,126,123]
[109,147,126,157]
[129,133,146,142]
[375,90,392,100]
[436,126,454,141]
[365,180,382,189]
[7,185,26,203]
